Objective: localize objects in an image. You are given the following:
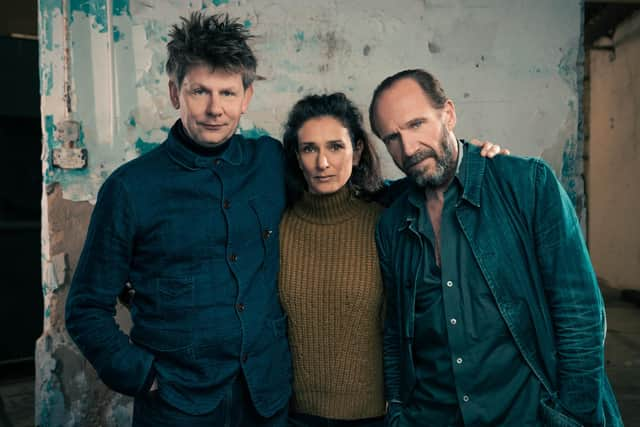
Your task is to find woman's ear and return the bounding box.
[353,140,364,166]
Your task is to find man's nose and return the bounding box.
[206,94,223,116]
[400,132,420,158]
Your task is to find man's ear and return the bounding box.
[241,84,254,114]
[169,80,180,109]
[443,99,457,131]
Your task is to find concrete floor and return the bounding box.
[602,286,640,426]
[1,286,639,426]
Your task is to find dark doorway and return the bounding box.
[0,35,42,365]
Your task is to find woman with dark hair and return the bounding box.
[279,93,386,426]
[278,93,503,426]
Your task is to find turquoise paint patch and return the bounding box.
[212,0,230,5]
[239,126,270,140]
[43,14,54,51]
[69,0,108,32]
[48,167,90,186]
[38,382,66,427]
[39,0,62,14]
[46,65,54,96]
[244,19,252,28]
[112,0,130,16]
[39,63,54,97]
[113,26,123,42]
[45,306,51,318]
[45,115,56,149]
[77,123,86,147]
[128,116,136,127]
[294,31,305,42]
[39,0,61,51]
[135,138,160,155]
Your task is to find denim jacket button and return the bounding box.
[446,280,454,287]
[263,229,272,240]
[223,199,231,209]
[229,253,238,262]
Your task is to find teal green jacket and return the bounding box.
[376,143,622,426]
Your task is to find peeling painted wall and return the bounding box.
[588,12,640,290]
[38,0,583,425]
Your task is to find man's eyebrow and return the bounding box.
[403,117,426,126]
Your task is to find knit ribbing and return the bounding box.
[279,186,385,420]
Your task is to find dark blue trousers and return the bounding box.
[288,412,384,427]
[132,374,288,427]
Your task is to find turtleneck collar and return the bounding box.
[291,186,365,225]
[175,119,231,157]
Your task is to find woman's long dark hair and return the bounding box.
[282,92,383,205]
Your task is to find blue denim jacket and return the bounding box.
[66,127,292,416]
[376,143,622,427]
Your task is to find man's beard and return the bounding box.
[403,124,457,189]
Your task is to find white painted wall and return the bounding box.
[588,12,640,291]
[38,0,583,425]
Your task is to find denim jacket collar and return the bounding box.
[458,141,486,208]
[166,124,245,170]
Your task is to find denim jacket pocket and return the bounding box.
[539,397,583,427]
[269,313,292,383]
[156,276,194,331]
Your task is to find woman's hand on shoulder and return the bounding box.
[469,139,511,158]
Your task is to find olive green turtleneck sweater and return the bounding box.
[279,186,385,420]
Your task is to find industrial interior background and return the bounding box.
[0,0,639,426]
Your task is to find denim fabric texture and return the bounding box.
[376,142,622,427]
[66,122,292,416]
[132,374,288,427]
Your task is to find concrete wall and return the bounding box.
[588,12,640,290]
[37,0,583,425]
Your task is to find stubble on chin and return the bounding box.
[409,132,457,189]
